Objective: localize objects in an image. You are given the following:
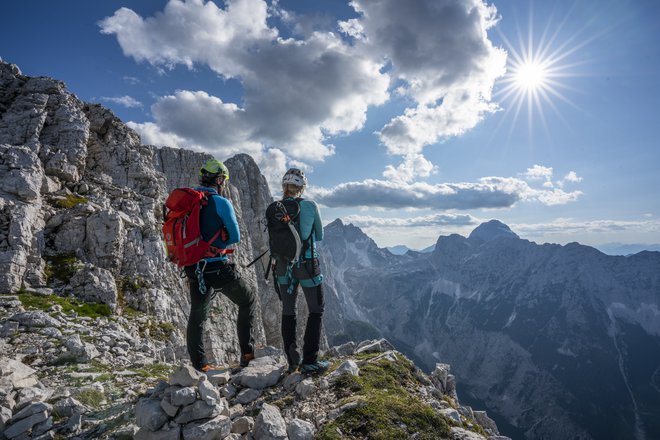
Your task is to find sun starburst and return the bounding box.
[492,6,604,139]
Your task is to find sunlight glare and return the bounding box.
[515,61,547,90]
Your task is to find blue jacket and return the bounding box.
[197,187,239,262]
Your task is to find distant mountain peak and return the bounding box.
[327,218,344,228]
[468,219,519,242]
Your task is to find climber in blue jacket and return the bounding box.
[183,159,256,372]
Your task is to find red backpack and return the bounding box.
[162,188,232,267]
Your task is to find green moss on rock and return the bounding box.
[18,291,111,319]
[318,356,451,440]
[51,194,89,209]
[44,252,82,284]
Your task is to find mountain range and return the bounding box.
[318,219,660,439]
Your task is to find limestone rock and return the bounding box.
[231,356,284,389]
[52,397,87,418]
[206,369,230,387]
[440,408,462,424]
[0,359,36,386]
[69,264,118,310]
[170,387,196,407]
[174,400,221,425]
[64,412,82,435]
[253,403,287,440]
[3,410,48,439]
[295,379,317,399]
[159,397,179,418]
[135,398,168,432]
[62,334,100,363]
[198,378,220,406]
[169,365,205,388]
[287,418,315,440]
[235,388,261,405]
[8,312,60,329]
[326,341,355,357]
[473,410,499,435]
[230,415,254,434]
[135,425,181,440]
[451,427,487,440]
[354,338,395,354]
[328,359,359,380]
[283,372,303,391]
[11,402,51,423]
[228,404,243,420]
[182,415,232,440]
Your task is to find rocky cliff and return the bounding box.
[318,219,660,440]
[0,60,287,364]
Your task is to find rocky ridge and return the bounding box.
[0,290,507,439]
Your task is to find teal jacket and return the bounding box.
[285,197,323,259]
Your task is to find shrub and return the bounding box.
[44,252,81,284]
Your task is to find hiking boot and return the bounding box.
[300,360,329,375]
[240,352,255,368]
[199,364,221,373]
[287,363,300,374]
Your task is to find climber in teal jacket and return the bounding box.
[183,159,256,372]
[274,168,328,375]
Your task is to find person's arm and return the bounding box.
[214,195,240,246]
[312,201,323,241]
[300,200,323,241]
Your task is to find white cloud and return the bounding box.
[352,0,507,155]
[383,154,437,183]
[101,0,509,171]
[338,18,365,40]
[127,121,187,148]
[524,164,553,182]
[378,92,499,155]
[100,95,143,108]
[563,171,582,183]
[122,76,140,85]
[512,218,660,237]
[100,0,389,162]
[313,173,582,210]
[343,212,478,227]
[252,148,288,195]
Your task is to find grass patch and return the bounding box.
[118,276,142,294]
[134,363,176,380]
[271,395,295,410]
[317,357,451,440]
[44,252,82,284]
[138,319,176,342]
[52,194,88,209]
[18,291,112,319]
[75,388,105,409]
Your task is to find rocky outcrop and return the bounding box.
[1,287,506,439]
[0,60,281,365]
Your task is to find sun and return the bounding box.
[491,9,599,137]
[514,60,548,91]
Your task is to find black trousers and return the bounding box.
[184,261,256,369]
[275,258,325,366]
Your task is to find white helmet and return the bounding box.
[282,168,307,187]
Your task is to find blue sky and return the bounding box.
[2,0,659,250]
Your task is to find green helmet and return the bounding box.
[200,159,229,181]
